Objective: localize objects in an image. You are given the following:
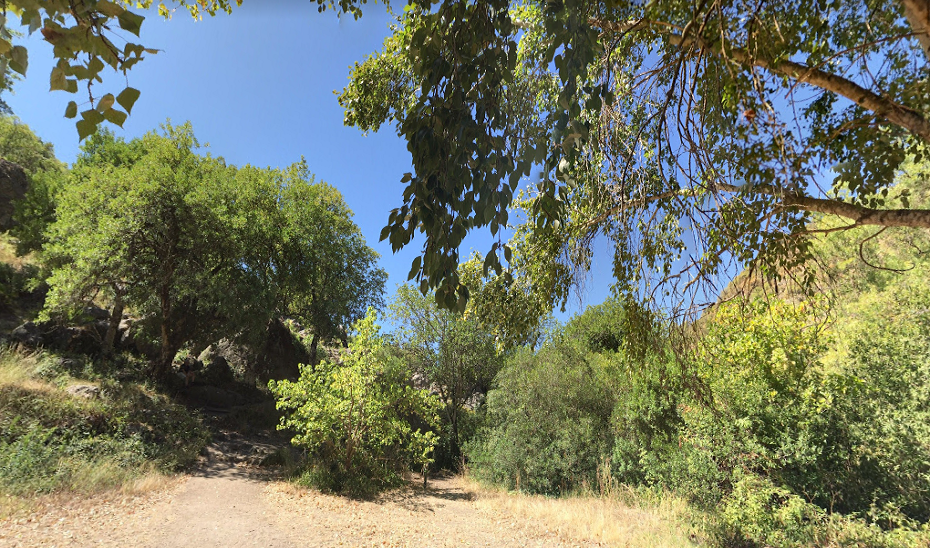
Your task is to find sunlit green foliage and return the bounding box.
[390,283,503,468]
[0,115,67,256]
[41,123,383,379]
[270,309,440,494]
[0,346,209,497]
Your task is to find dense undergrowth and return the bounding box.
[463,214,930,547]
[0,346,210,502]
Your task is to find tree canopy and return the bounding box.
[341,0,930,316]
[11,0,930,316]
[42,123,385,379]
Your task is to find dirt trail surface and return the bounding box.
[1,432,606,548]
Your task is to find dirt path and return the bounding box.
[0,433,608,548]
[141,460,295,547]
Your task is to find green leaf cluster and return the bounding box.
[0,115,67,256]
[270,309,441,494]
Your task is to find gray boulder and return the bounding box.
[197,347,234,386]
[83,306,110,321]
[11,321,41,346]
[66,384,100,399]
[0,158,27,231]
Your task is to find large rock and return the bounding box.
[119,319,159,359]
[82,306,110,321]
[197,346,234,386]
[257,318,308,381]
[66,384,100,399]
[0,159,28,231]
[11,321,41,346]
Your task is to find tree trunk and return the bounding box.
[310,333,320,366]
[152,284,176,381]
[103,289,125,355]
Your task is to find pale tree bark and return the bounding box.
[901,0,930,61]
[714,182,930,229]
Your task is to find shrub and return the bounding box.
[468,341,616,495]
[270,309,440,495]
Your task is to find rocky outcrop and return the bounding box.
[66,384,100,399]
[257,318,308,381]
[197,346,234,386]
[0,159,28,231]
[11,317,109,354]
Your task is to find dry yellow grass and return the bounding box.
[0,346,50,391]
[462,477,706,548]
[0,234,34,269]
[0,345,180,514]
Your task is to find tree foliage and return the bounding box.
[270,309,440,494]
[390,283,503,466]
[43,124,257,375]
[0,115,67,255]
[41,123,384,379]
[340,0,930,318]
[230,161,387,358]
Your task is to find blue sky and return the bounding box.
[9,3,613,321]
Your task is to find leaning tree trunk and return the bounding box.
[309,333,320,366]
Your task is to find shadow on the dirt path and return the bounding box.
[374,477,476,513]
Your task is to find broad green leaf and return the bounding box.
[64,101,77,119]
[0,39,10,56]
[95,0,125,17]
[10,45,27,75]
[49,67,67,91]
[76,119,98,141]
[407,256,421,280]
[117,11,145,37]
[80,109,105,125]
[103,108,127,127]
[97,93,116,112]
[116,87,141,114]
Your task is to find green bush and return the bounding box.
[468,335,616,495]
[270,309,440,495]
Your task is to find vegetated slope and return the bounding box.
[0,345,210,511]
[465,165,930,547]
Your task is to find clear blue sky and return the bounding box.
[9,3,613,321]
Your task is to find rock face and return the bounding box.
[11,321,41,346]
[257,318,308,381]
[0,159,28,231]
[11,318,108,354]
[197,347,234,386]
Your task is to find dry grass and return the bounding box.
[462,477,706,547]
[0,345,53,392]
[0,234,34,269]
[0,345,191,512]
